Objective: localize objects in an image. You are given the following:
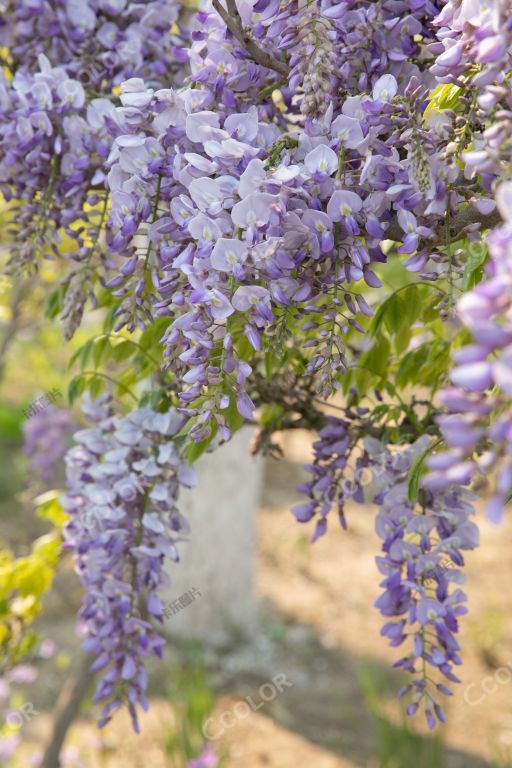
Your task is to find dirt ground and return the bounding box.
[11,430,512,767]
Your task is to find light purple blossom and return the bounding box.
[62,396,195,733]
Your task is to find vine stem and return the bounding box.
[0,280,29,382]
[445,194,454,313]
[94,332,163,370]
[74,370,139,402]
[144,175,162,269]
[211,0,289,77]
[386,206,501,246]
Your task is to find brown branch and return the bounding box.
[41,654,94,768]
[198,1,502,246]
[0,279,29,383]
[211,0,290,78]
[386,207,502,246]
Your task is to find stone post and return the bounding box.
[164,428,262,646]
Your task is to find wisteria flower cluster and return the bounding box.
[2,0,512,737]
[0,54,117,273]
[103,56,472,420]
[293,420,481,726]
[23,404,76,485]
[0,0,186,337]
[0,0,186,91]
[425,183,512,522]
[370,437,479,727]
[293,413,373,539]
[61,395,195,732]
[263,0,443,116]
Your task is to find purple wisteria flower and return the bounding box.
[292,415,368,539]
[426,181,512,523]
[370,437,479,727]
[4,0,511,737]
[294,425,479,726]
[0,0,186,92]
[103,55,463,419]
[62,395,195,732]
[23,405,76,485]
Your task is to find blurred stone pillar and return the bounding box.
[164,428,262,646]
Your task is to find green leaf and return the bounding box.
[402,284,423,327]
[371,284,433,347]
[408,440,441,502]
[395,323,411,355]
[420,340,450,388]
[45,286,65,320]
[110,338,135,363]
[235,332,254,363]
[383,294,404,335]
[370,301,387,338]
[79,339,94,371]
[361,336,391,379]
[424,83,462,120]
[423,295,441,323]
[68,375,86,404]
[462,242,488,290]
[89,374,104,399]
[396,345,429,388]
[92,336,109,367]
[67,378,77,404]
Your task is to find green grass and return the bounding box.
[163,643,219,767]
[358,659,445,768]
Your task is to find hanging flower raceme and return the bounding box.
[0,0,187,92]
[432,0,511,92]
[426,182,512,522]
[0,0,189,341]
[292,413,375,539]
[61,395,196,732]
[432,0,512,192]
[293,426,479,726]
[369,437,478,728]
[260,0,444,118]
[23,404,76,485]
[0,54,120,275]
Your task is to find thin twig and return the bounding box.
[386,207,502,246]
[211,0,289,77]
[0,279,29,383]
